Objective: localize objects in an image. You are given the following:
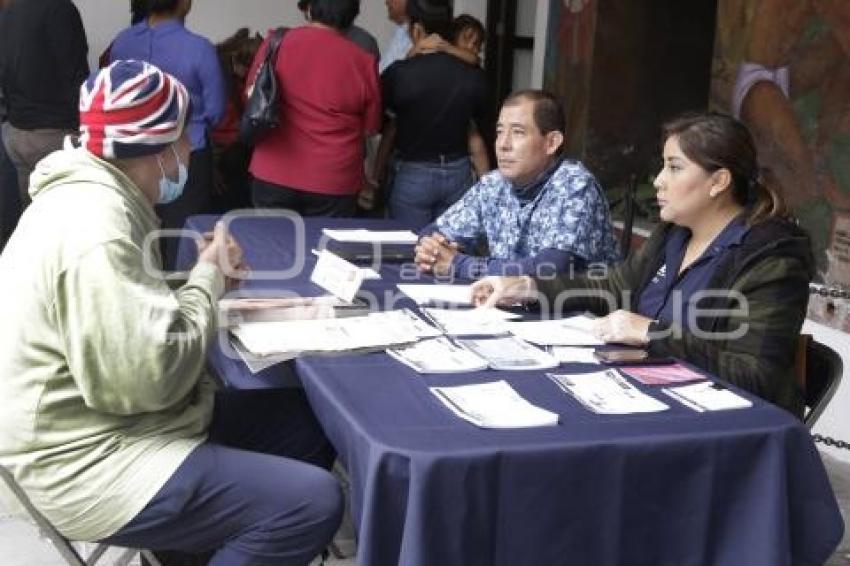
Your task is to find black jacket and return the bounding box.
[536,218,814,417]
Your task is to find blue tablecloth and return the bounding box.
[182,214,844,566]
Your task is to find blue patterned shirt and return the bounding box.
[434,159,620,277]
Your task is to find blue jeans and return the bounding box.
[100,389,342,566]
[388,157,473,230]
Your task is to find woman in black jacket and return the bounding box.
[472,112,814,416]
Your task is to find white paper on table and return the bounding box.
[387,336,488,373]
[231,309,427,356]
[397,284,474,306]
[378,309,444,339]
[662,382,753,412]
[505,315,603,346]
[549,347,599,364]
[322,228,419,244]
[548,370,669,414]
[231,337,296,373]
[456,335,559,371]
[430,380,559,428]
[310,249,380,279]
[420,307,520,336]
[310,250,365,303]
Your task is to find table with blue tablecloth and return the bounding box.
[181,214,844,566]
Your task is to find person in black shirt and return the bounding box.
[0,0,22,251]
[0,0,89,209]
[377,0,491,230]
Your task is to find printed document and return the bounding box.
[456,335,559,371]
[420,307,520,336]
[548,370,669,414]
[310,250,364,303]
[311,249,380,279]
[231,309,433,356]
[430,380,559,428]
[662,382,753,412]
[387,337,489,373]
[397,284,474,306]
[505,315,603,346]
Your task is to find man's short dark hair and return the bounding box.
[407,0,452,40]
[503,90,565,136]
[148,0,180,14]
[309,0,360,30]
[502,90,565,154]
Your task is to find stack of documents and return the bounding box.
[387,337,489,373]
[662,382,753,412]
[456,335,559,371]
[548,370,669,414]
[420,307,520,335]
[505,315,603,346]
[231,309,438,357]
[220,295,367,326]
[322,228,418,244]
[430,380,559,428]
[397,284,474,306]
[319,229,417,262]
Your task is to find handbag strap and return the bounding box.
[264,27,288,67]
[245,27,288,97]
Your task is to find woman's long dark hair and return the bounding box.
[662,112,790,224]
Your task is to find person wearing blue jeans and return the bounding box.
[100,389,343,566]
[378,0,491,230]
[0,60,340,566]
[389,155,473,229]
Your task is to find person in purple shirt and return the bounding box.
[110,0,226,270]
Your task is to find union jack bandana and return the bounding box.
[79,60,189,159]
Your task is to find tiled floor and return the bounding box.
[1,453,848,565]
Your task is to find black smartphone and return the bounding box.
[593,349,676,366]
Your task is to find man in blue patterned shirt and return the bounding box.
[416,90,620,280]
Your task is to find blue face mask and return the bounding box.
[156,145,188,204]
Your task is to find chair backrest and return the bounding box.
[801,339,843,427]
[0,464,157,565]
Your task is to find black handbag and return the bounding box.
[239,27,287,145]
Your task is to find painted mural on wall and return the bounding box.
[542,0,597,156]
[711,0,850,331]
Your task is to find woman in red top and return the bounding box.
[246,0,382,216]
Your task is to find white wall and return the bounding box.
[531,0,550,88]
[73,0,398,71]
[453,0,487,24]
[72,0,552,87]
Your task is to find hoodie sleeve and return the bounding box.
[53,238,224,415]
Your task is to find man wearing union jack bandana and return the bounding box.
[0,60,343,565]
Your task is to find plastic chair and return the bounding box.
[0,464,160,566]
[796,335,844,428]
